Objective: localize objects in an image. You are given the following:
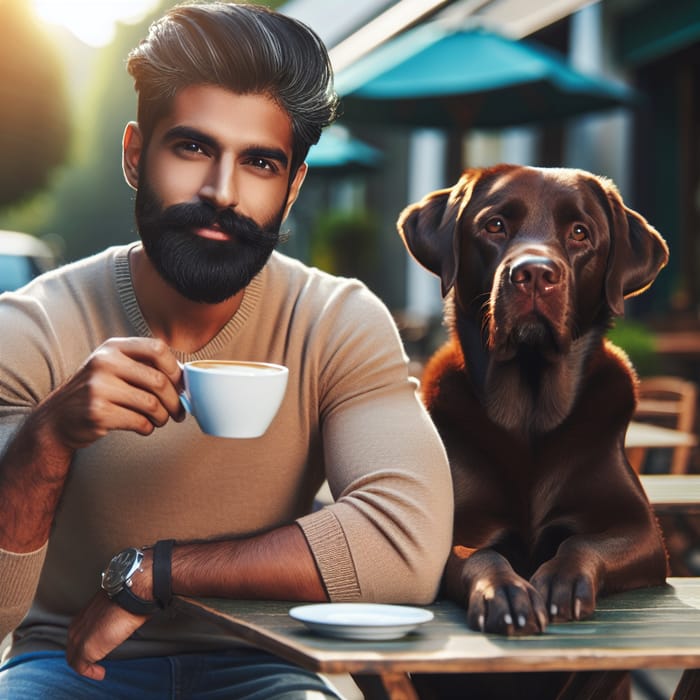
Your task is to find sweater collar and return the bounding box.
[114,243,265,360]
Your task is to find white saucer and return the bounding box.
[289,603,434,640]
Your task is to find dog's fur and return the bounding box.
[398,164,670,699]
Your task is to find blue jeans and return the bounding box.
[0,650,344,699]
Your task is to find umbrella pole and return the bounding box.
[446,128,467,181]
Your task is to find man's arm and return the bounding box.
[67,524,326,680]
[0,337,185,636]
[0,337,184,553]
[171,525,326,600]
[0,406,74,552]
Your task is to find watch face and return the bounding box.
[101,547,143,596]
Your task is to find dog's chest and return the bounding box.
[448,420,585,552]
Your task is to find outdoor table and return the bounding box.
[653,332,700,356]
[625,421,697,473]
[641,474,700,514]
[175,578,700,700]
[625,421,697,450]
[640,474,700,582]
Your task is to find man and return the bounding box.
[0,3,453,698]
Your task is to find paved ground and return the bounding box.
[632,669,684,699]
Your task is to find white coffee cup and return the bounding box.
[180,360,288,439]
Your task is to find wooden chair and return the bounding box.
[632,376,698,474]
[633,378,700,582]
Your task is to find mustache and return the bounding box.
[142,200,287,248]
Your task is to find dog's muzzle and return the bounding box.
[489,250,570,359]
[509,254,562,296]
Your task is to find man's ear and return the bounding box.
[282,162,308,221]
[122,122,143,191]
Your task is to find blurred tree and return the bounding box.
[41,15,156,261]
[2,0,291,261]
[309,209,380,290]
[0,0,71,206]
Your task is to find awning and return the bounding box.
[334,22,639,130]
[618,0,700,67]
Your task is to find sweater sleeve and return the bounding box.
[0,543,47,639]
[297,282,453,604]
[0,416,49,640]
[0,291,68,639]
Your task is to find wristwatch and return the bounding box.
[101,547,160,615]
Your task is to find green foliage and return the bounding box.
[309,210,380,285]
[0,0,71,207]
[607,318,660,377]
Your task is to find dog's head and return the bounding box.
[398,164,668,358]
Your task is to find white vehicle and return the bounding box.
[0,230,56,293]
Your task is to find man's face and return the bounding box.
[124,85,307,303]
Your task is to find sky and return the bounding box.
[31,0,162,47]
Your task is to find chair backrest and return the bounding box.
[634,376,698,474]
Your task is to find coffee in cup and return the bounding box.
[180,360,288,438]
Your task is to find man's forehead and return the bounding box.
[154,84,294,154]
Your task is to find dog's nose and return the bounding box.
[509,255,561,295]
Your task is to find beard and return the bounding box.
[134,180,287,304]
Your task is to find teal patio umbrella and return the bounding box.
[306,125,382,173]
[334,23,638,130]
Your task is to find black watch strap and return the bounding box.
[112,585,160,616]
[153,539,175,609]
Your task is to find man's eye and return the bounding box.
[247,157,274,171]
[175,142,207,156]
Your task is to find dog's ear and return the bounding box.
[603,181,669,316]
[397,171,479,297]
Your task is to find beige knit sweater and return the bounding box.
[0,244,453,660]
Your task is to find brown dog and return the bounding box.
[398,164,670,699]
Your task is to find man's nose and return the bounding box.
[199,156,238,209]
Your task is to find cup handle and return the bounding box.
[179,392,192,414]
[176,361,192,414]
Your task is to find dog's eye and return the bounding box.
[571,224,588,242]
[484,218,505,235]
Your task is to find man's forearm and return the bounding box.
[0,406,73,552]
[66,524,328,679]
[170,524,328,602]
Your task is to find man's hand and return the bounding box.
[44,336,185,451]
[66,590,150,680]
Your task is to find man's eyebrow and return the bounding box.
[242,146,289,170]
[163,125,219,151]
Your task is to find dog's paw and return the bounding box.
[530,564,597,623]
[466,576,548,636]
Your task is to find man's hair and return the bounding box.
[126,2,339,175]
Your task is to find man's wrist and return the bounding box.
[152,539,175,608]
[129,548,154,600]
[100,539,175,615]
[101,547,159,616]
